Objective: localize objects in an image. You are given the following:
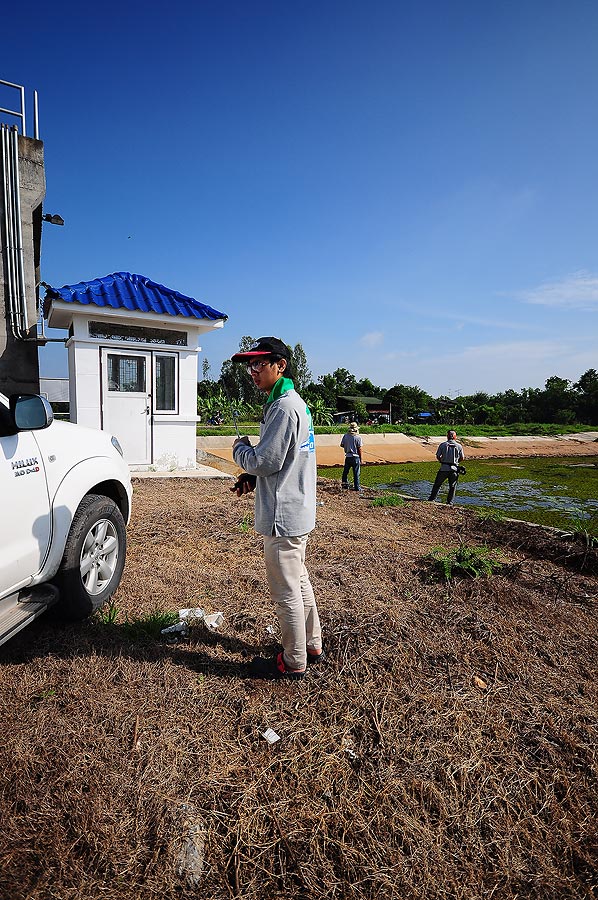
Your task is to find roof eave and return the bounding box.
[46,298,227,332]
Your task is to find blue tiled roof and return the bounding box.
[44,272,227,321]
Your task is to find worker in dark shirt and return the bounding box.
[340,422,362,491]
[428,429,465,505]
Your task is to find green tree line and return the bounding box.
[198,339,598,427]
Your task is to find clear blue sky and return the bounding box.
[3,0,598,396]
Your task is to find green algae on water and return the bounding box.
[319,456,598,533]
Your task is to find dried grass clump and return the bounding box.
[0,478,596,900]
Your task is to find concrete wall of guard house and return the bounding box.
[68,340,101,428]
[0,134,45,396]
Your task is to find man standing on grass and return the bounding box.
[428,429,465,505]
[230,337,323,680]
[340,422,362,491]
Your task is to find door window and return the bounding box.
[155,354,177,412]
[107,355,146,393]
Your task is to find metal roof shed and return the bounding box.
[45,272,228,471]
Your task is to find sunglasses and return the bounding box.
[245,359,272,374]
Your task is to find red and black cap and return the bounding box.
[230,337,290,362]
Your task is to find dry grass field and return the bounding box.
[0,477,597,900]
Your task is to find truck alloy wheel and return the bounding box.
[54,493,127,621]
[80,517,120,596]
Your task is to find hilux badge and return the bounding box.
[12,457,40,477]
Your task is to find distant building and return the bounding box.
[39,377,69,403]
[336,394,386,422]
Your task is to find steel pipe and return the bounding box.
[1,125,29,339]
[7,127,21,337]
[19,85,26,137]
[11,126,28,335]
[33,91,39,140]
[1,126,18,338]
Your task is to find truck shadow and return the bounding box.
[0,612,277,680]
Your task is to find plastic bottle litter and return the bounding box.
[161,621,190,637]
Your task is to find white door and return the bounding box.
[0,431,51,598]
[101,349,151,465]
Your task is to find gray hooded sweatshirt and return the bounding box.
[232,378,316,537]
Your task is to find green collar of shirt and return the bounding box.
[266,376,295,404]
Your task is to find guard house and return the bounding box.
[44,272,228,470]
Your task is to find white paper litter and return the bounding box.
[260,728,281,744]
[178,608,206,621]
[161,608,224,639]
[203,612,224,630]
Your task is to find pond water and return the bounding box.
[319,456,598,531]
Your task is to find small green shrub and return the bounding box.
[239,511,253,532]
[476,507,505,523]
[371,493,405,508]
[425,543,504,581]
[97,598,119,625]
[563,510,598,548]
[120,610,179,642]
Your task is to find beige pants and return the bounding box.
[263,534,322,671]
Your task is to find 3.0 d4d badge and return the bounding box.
[12,457,40,476]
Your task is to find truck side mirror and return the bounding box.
[10,394,54,431]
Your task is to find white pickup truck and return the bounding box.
[0,391,132,646]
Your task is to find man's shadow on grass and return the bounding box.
[0,614,277,680]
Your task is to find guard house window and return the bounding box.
[155,354,177,412]
[107,354,146,392]
[89,321,187,346]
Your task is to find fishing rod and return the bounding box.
[360,447,395,464]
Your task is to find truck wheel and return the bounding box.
[54,494,127,621]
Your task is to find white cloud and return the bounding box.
[393,299,537,332]
[360,331,384,348]
[381,350,419,361]
[515,271,598,311]
[456,339,563,362]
